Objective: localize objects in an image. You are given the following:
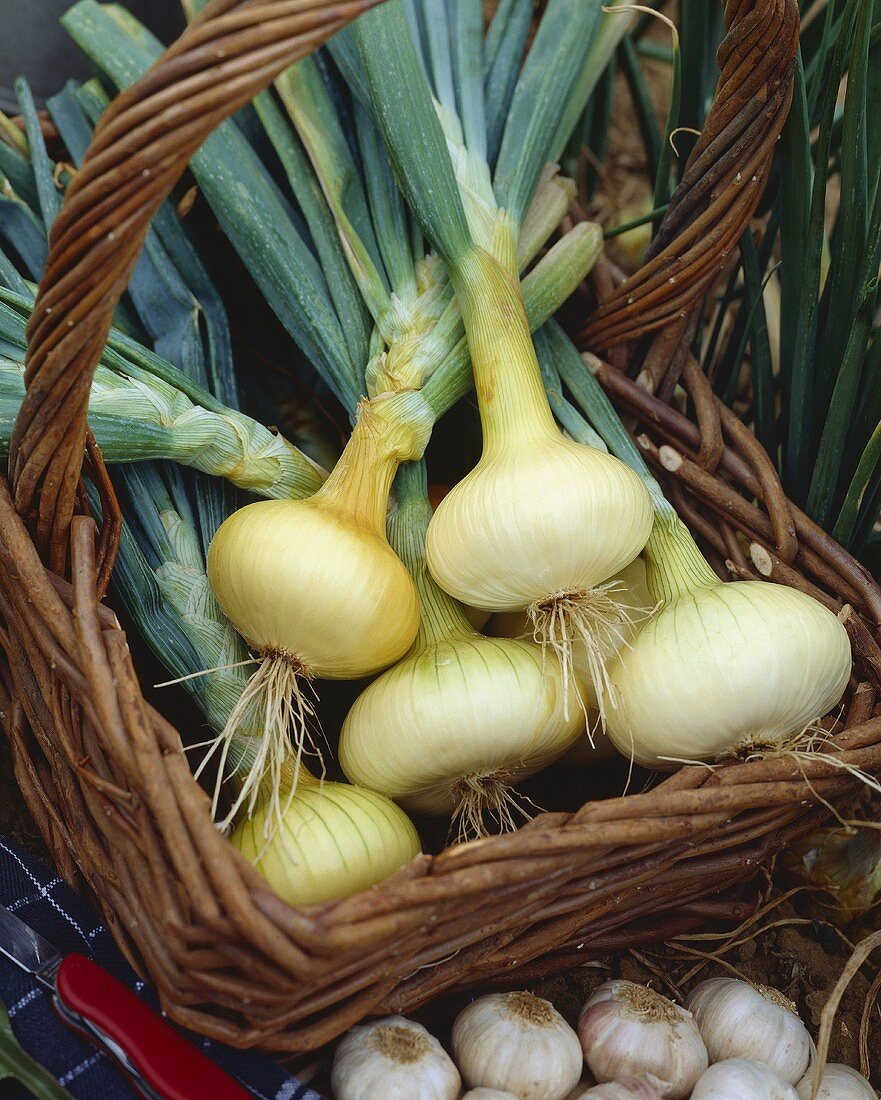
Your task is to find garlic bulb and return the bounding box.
[570,1082,662,1099]
[340,465,584,833]
[452,991,583,1100]
[691,1059,800,1100]
[428,248,652,704]
[685,978,811,1084]
[796,1065,878,1099]
[331,1016,461,1100]
[462,1091,522,1099]
[230,769,420,905]
[606,511,851,767]
[578,981,707,1099]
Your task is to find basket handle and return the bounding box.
[8,0,380,574]
[580,0,800,353]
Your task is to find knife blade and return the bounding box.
[0,903,252,1100]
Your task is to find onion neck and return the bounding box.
[450,246,558,457]
[390,462,475,646]
[315,391,432,532]
[644,505,721,605]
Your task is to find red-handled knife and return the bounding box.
[0,902,252,1099]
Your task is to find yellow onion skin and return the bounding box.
[207,498,419,678]
[425,436,653,612]
[606,581,851,767]
[338,635,584,814]
[230,779,420,905]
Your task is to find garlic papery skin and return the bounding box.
[605,511,851,768]
[796,1064,878,1099]
[462,1091,522,1099]
[331,1016,461,1100]
[452,991,583,1100]
[577,980,707,1099]
[427,248,652,705]
[685,978,811,1084]
[570,1081,663,1099]
[690,1059,800,1100]
[340,464,584,833]
[230,768,420,905]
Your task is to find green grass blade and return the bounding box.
[740,230,778,461]
[777,51,811,413]
[868,7,881,211]
[617,35,661,186]
[814,0,872,409]
[785,2,859,500]
[326,27,371,108]
[676,0,714,159]
[0,140,39,214]
[834,406,881,546]
[652,22,681,220]
[806,0,841,121]
[0,178,48,279]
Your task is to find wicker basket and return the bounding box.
[2,0,879,1053]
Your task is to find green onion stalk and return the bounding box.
[0,290,324,501]
[350,0,653,716]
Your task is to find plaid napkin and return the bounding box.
[0,837,323,1100]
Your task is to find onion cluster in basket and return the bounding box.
[0,0,854,914]
[330,980,877,1100]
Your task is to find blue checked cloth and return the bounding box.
[0,837,324,1099]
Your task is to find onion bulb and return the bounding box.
[340,462,584,836]
[605,508,851,767]
[230,766,420,905]
[207,393,428,813]
[427,247,652,710]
